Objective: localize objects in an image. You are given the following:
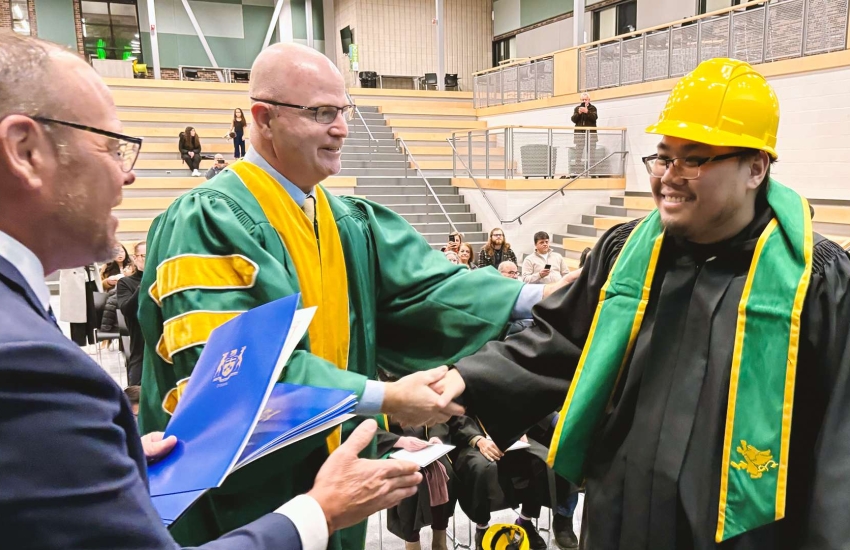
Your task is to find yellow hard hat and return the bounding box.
[481,524,530,550]
[645,57,779,159]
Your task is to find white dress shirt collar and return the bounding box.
[0,229,50,311]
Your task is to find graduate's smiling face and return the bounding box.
[650,136,768,244]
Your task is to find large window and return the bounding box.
[699,0,742,14]
[592,0,637,42]
[492,36,517,67]
[11,0,31,35]
[81,0,143,62]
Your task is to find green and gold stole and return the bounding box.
[546,180,812,542]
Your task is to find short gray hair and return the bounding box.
[0,32,62,120]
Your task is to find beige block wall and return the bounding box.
[350,0,492,88]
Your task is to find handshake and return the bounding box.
[381,366,468,427]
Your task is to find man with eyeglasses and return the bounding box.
[0,33,433,550]
[138,42,570,549]
[432,58,850,549]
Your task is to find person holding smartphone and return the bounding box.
[570,92,598,174]
[521,231,570,284]
[205,153,229,180]
[442,231,463,253]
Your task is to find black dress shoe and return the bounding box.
[553,514,579,549]
[516,517,548,550]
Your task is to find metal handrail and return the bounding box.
[444,137,502,224]
[346,91,380,157]
[504,151,627,225]
[396,137,457,232]
[447,127,628,225]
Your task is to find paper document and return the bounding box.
[391,444,455,468]
[486,436,531,452]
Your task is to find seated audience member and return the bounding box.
[450,415,553,550]
[376,420,455,550]
[124,385,141,418]
[0,32,423,550]
[459,242,477,270]
[178,126,202,176]
[477,228,517,269]
[205,153,228,179]
[100,244,132,291]
[578,246,591,268]
[116,243,145,386]
[441,231,463,253]
[498,261,519,279]
[445,251,460,265]
[522,231,570,284]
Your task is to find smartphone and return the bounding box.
[449,235,456,242]
[544,264,551,270]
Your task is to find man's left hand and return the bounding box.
[142,432,178,463]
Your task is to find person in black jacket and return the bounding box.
[570,92,598,173]
[116,242,145,385]
[178,126,202,176]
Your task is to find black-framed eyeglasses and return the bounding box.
[642,150,751,180]
[33,116,143,172]
[250,97,355,124]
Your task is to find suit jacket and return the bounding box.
[0,256,302,549]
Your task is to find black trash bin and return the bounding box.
[359,71,377,88]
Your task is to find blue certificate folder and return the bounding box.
[147,293,357,523]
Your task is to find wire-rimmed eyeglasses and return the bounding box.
[250,97,355,124]
[33,116,143,172]
[641,150,752,180]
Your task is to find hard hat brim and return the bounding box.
[645,119,778,160]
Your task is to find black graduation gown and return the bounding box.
[455,200,850,550]
[449,416,554,525]
[375,423,457,542]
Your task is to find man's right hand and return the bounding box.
[538,268,551,279]
[382,366,465,427]
[307,420,422,534]
[476,438,504,462]
[394,436,431,452]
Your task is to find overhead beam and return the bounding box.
[179,0,224,82]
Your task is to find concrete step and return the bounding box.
[341,145,400,154]
[356,177,452,186]
[362,194,465,205]
[338,168,410,177]
[566,223,598,237]
[420,231,487,244]
[353,185,457,196]
[340,153,406,161]
[342,160,409,169]
[385,203,470,214]
[399,212,477,224]
[410,222,482,234]
[596,205,628,217]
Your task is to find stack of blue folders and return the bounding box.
[146,294,357,526]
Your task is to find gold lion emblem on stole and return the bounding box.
[213,346,246,384]
[730,439,779,479]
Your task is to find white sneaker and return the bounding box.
[192,169,200,177]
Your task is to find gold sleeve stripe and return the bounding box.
[156,310,244,363]
[162,377,190,416]
[149,254,259,306]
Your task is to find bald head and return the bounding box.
[247,43,349,192]
[249,43,344,104]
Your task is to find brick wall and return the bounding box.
[0,0,37,35]
[72,0,83,53]
[0,1,12,31]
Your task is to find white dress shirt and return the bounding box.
[0,229,50,311]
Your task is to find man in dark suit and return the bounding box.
[0,31,422,549]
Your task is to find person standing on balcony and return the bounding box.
[138,42,572,550]
[431,58,850,550]
[570,92,598,174]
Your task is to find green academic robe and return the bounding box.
[137,168,524,548]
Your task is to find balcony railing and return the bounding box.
[448,126,627,180]
[580,0,848,91]
[472,57,555,108]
